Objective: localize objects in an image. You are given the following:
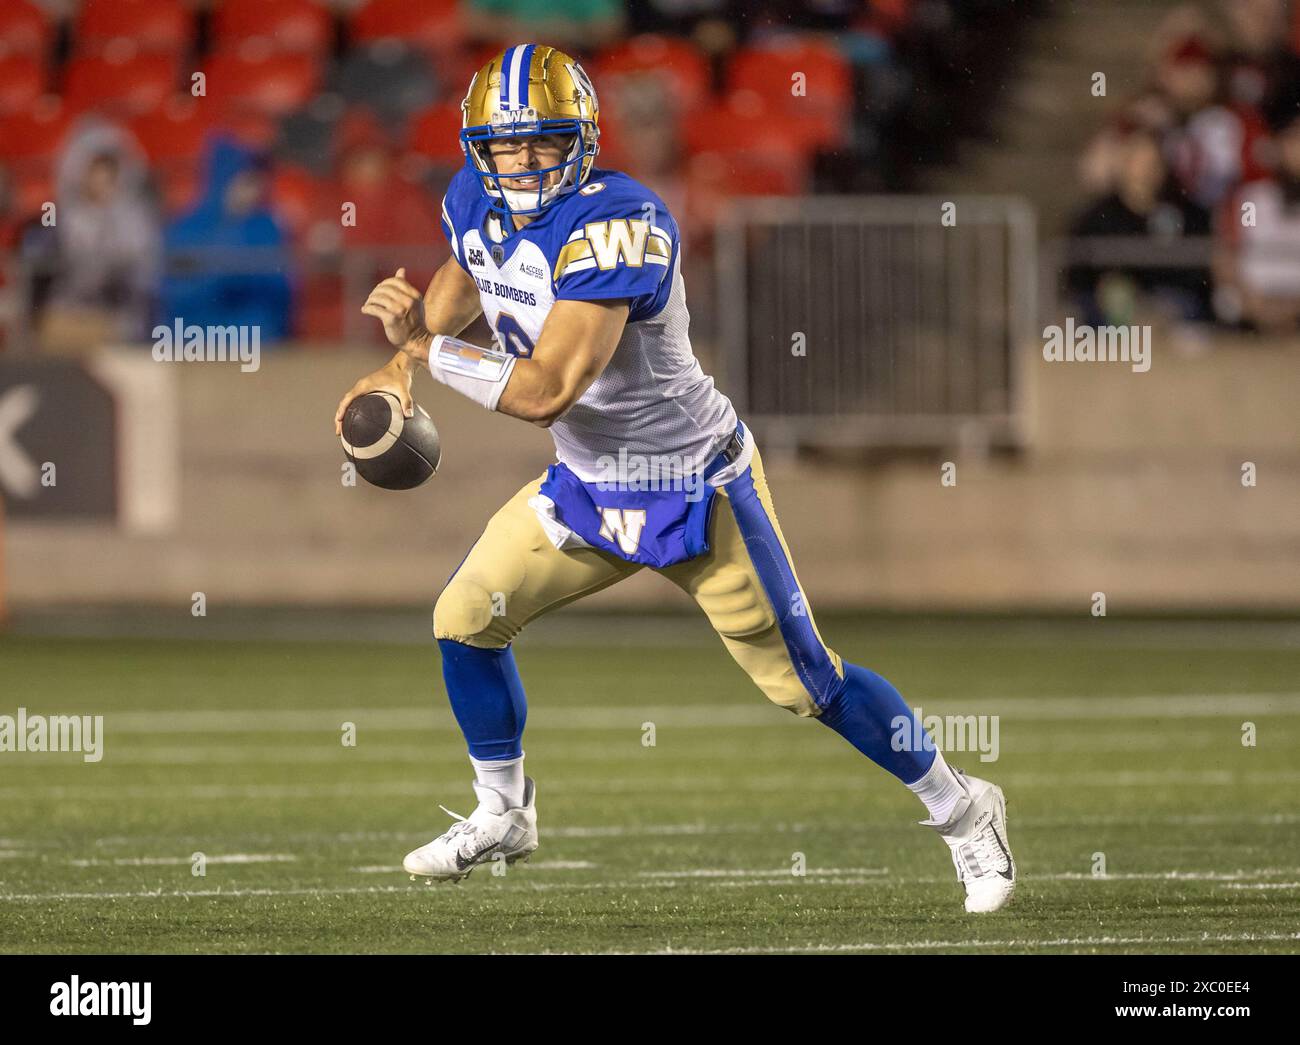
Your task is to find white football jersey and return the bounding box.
[440,166,737,481]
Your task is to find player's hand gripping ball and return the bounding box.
[340,392,441,490]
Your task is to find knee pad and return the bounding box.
[694,563,776,639]
[433,577,505,646]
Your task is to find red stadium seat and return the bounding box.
[128,97,217,164]
[203,52,320,117]
[687,149,805,199]
[12,162,54,215]
[682,89,813,167]
[0,0,52,58]
[350,0,461,51]
[0,102,71,161]
[64,53,179,117]
[407,102,467,166]
[158,164,200,213]
[213,0,334,55]
[593,34,711,111]
[270,164,327,242]
[75,0,193,56]
[726,38,852,149]
[0,55,45,115]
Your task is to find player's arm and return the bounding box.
[333,259,481,434]
[396,298,628,429]
[494,299,628,427]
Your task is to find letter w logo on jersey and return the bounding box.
[585,220,649,270]
[596,507,647,555]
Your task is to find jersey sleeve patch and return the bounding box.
[552,199,677,319]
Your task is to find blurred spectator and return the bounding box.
[20,118,161,353]
[1215,111,1300,333]
[157,136,292,341]
[1154,36,1249,210]
[464,0,626,50]
[1221,0,1300,117]
[1068,129,1212,325]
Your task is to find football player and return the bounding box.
[334,44,1016,912]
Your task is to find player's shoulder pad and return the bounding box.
[551,169,677,285]
[440,166,485,264]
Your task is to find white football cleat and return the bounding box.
[403,778,538,883]
[922,768,1016,913]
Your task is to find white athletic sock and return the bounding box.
[907,749,967,824]
[469,753,526,810]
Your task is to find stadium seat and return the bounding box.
[213,0,334,56]
[726,37,852,150]
[12,161,53,216]
[406,102,467,166]
[75,0,193,56]
[331,42,440,134]
[0,0,52,58]
[682,89,813,169]
[203,51,320,117]
[687,149,805,199]
[63,53,179,117]
[593,34,712,111]
[0,103,71,161]
[0,55,44,115]
[158,164,200,212]
[349,0,462,52]
[128,97,217,165]
[270,164,327,242]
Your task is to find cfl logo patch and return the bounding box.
[597,507,646,555]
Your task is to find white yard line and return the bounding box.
[72,692,1300,736]
[638,867,889,879]
[67,854,297,867]
[6,768,1300,802]
[350,860,597,874]
[6,865,1298,901]
[607,931,1300,955]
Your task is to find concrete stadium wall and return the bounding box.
[7,334,1300,612]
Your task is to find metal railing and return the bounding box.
[715,196,1036,450]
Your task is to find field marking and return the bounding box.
[67,854,297,867]
[1044,868,1300,881]
[6,864,1299,902]
[68,811,1300,848]
[610,931,1300,955]
[6,768,1300,803]
[49,692,1300,737]
[350,860,597,874]
[1221,882,1300,890]
[638,867,888,879]
[45,728,1267,768]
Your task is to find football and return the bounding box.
[340,391,441,490]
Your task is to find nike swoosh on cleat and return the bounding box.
[454,840,501,871]
[989,826,1014,880]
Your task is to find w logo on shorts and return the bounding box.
[597,507,647,555]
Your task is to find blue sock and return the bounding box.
[437,638,527,761]
[817,662,935,784]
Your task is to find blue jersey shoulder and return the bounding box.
[440,167,487,268]
[547,169,679,322]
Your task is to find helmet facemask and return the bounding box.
[463,111,597,220]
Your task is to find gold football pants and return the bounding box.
[433,445,844,717]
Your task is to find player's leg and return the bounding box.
[660,444,1015,912]
[405,471,641,881]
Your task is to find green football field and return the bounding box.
[1,613,1298,954]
